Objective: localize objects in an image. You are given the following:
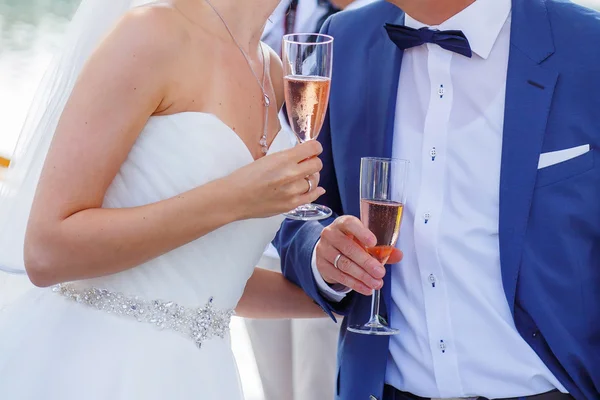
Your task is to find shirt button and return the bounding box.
[428,274,436,288]
[438,84,445,98]
[423,212,431,224]
[439,340,447,353]
[430,147,437,161]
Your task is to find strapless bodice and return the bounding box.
[71,112,293,310]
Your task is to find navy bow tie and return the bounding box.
[384,23,473,58]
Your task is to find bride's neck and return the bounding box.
[180,0,279,51]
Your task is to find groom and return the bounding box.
[274,0,600,399]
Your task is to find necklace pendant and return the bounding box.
[260,135,268,155]
[263,94,271,107]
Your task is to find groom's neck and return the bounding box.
[387,0,475,25]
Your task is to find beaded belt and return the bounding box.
[53,283,234,348]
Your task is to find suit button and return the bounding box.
[370,396,378,400]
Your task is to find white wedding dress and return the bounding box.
[0,112,291,399]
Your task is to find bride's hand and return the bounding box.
[228,140,325,219]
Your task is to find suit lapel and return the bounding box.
[365,14,404,161]
[342,9,403,222]
[364,11,404,316]
[500,0,558,313]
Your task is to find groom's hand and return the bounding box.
[315,216,403,296]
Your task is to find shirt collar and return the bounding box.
[404,0,512,59]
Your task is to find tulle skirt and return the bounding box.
[0,288,244,400]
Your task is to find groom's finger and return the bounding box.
[334,216,376,248]
[321,227,385,280]
[387,248,404,264]
[319,242,383,290]
[316,257,372,296]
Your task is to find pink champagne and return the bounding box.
[284,75,331,142]
[360,199,404,264]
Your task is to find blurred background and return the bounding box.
[2,0,600,157]
[1,1,599,399]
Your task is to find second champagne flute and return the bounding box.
[282,33,333,221]
[348,157,409,336]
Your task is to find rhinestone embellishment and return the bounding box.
[53,284,234,349]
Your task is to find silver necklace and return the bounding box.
[204,0,271,155]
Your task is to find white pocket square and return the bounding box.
[538,144,590,169]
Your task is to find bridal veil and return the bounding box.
[0,0,152,303]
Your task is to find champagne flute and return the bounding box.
[348,157,409,336]
[282,33,333,221]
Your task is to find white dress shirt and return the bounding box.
[312,0,568,397]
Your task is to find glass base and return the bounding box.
[347,319,399,336]
[284,204,332,221]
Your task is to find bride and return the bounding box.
[0,0,328,398]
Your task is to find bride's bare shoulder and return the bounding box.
[99,3,191,64]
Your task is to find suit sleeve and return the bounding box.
[273,16,356,321]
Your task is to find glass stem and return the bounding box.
[368,289,383,326]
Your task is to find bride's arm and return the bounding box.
[232,51,326,319]
[235,268,327,319]
[233,50,331,319]
[24,9,324,287]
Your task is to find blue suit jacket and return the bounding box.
[274,1,600,399]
